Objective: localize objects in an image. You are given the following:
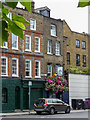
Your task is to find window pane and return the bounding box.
[76,40,80,48]
[12,33,18,49]
[25,60,31,77]
[51,24,56,36]
[1,57,7,75]
[12,59,18,76]
[56,41,60,55]
[67,53,70,65]
[76,54,80,66]
[35,37,40,52]
[47,64,52,76]
[82,41,86,49]
[35,61,40,77]
[47,40,52,53]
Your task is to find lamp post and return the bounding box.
[41,74,47,98]
[28,81,32,114]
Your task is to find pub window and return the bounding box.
[2,88,8,103]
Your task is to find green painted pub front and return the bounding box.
[1,78,45,113]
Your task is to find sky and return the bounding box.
[33,0,88,33]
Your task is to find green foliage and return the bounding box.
[66,66,90,74]
[78,0,90,7]
[0,1,31,46]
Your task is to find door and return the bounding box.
[23,88,29,109]
[15,86,20,109]
[30,88,43,110]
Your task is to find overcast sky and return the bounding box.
[33,0,88,33]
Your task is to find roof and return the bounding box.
[35,6,51,11]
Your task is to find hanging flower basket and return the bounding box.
[45,74,68,93]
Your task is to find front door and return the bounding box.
[23,88,29,109]
[15,86,20,109]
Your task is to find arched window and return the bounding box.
[2,88,8,103]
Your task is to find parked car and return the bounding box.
[34,98,71,115]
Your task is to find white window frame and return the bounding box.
[47,64,52,76]
[7,12,12,20]
[1,42,8,49]
[25,59,32,78]
[30,19,36,31]
[1,56,8,76]
[35,60,41,78]
[35,37,40,53]
[47,40,52,54]
[25,35,31,52]
[56,41,60,56]
[51,24,56,37]
[56,65,63,76]
[12,33,18,50]
[12,58,18,77]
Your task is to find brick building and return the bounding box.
[0,2,89,113]
[63,21,89,71]
[35,7,64,78]
[0,3,45,112]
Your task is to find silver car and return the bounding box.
[34,98,71,115]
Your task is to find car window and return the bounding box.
[47,100,52,103]
[52,99,57,103]
[57,100,64,103]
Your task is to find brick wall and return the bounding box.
[63,21,89,70]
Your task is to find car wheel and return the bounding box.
[65,107,70,114]
[49,108,55,115]
[36,111,41,115]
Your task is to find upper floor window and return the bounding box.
[56,41,60,56]
[47,63,52,76]
[1,56,8,76]
[66,37,70,46]
[51,24,56,37]
[1,42,8,49]
[82,41,86,49]
[12,58,18,77]
[2,88,8,103]
[30,19,36,31]
[83,55,86,67]
[47,40,52,54]
[76,54,80,66]
[76,40,80,48]
[35,60,40,78]
[35,37,40,52]
[67,52,70,65]
[56,65,63,76]
[25,59,31,78]
[7,12,12,20]
[25,35,31,51]
[12,33,18,50]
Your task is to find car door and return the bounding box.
[57,100,67,111]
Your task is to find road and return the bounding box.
[1,111,90,120]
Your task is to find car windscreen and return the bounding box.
[36,99,45,105]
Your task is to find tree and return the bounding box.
[0,1,31,46]
[78,0,90,7]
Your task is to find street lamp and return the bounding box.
[41,73,47,98]
[28,81,32,114]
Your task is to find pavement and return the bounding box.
[0,109,89,117]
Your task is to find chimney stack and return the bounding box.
[31,0,35,12]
